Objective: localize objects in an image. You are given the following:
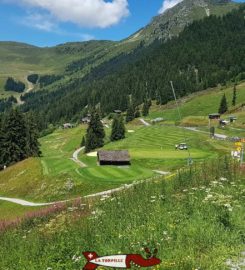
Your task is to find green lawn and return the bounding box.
[0,120,236,206]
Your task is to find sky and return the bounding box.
[0,0,244,47]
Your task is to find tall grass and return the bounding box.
[0,158,244,269]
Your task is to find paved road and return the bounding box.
[140,118,151,126]
[0,197,54,206]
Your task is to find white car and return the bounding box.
[176,143,188,150]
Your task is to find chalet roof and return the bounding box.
[97,150,130,162]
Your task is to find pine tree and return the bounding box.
[218,94,228,114]
[81,136,86,147]
[134,106,141,118]
[142,100,149,116]
[232,85,237,106]
[110,115,125,141]
[85,110,105,153]
[0,116,4,168]
[1,109,29,166]
[126,105,135,123]
[25,113,41,157]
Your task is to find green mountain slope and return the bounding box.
[18,6,245,126]
[0,0,240,101]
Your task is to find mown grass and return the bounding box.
[0,120,235,204]
[0,158,244,269]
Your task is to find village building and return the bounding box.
[114,110,122,114]
[97,150,131,166]
[81,117,91,124]
[63,123,74,129]
[229,116,237,123]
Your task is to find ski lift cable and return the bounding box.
[170,81,192,164]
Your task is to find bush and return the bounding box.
[27,74,39,84]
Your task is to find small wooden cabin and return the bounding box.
[97,150,131,166]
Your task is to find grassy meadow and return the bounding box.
[148,82,245,123]
[0,158,244,269]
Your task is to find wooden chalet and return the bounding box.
[97,150,131,166]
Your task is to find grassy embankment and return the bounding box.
[0,158,244,269]
[147,82,245,126]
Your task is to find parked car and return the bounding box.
[175,143,188,150]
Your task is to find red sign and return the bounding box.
[83,248,161,270]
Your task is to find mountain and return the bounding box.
[18,6,245,126]
[126,0,239,44]
[0,0,240,98]
[0,0,242,115]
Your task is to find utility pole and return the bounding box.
[170,81,192,166]
[241,142,244,166]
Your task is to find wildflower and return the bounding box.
[210,181,218,186]
[75,256,81,262]
[220,177,228,181]
[150,200,156,203]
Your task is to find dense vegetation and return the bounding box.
[4,77,25,93]
[27,74,39,84]
[0,109,41,169]
[0,96,17,113]
[39,74,63,88]
[19,6,244,128]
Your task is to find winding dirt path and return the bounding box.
[71,147,87,168]
[16,76,35,105]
